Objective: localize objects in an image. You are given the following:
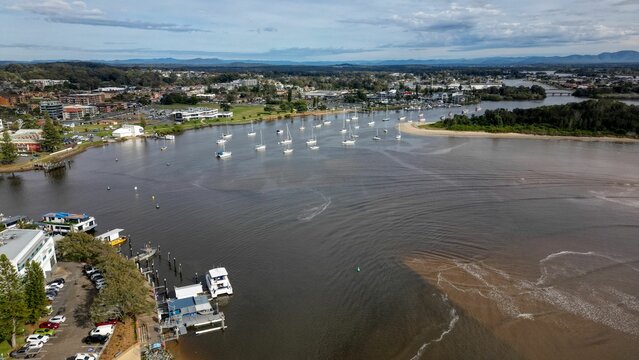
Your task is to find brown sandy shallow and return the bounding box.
[404,256,639,360]
[400,123,639,143]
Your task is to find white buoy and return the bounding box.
[134,186,138,191]
[107,186,111,191]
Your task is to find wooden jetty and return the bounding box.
[34,161,67,172]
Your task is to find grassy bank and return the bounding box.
[0,141,109,174]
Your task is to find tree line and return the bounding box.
[477,85,546,101]
[433,100,639,136]
[0,256,48,348]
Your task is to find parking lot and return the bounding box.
[36,262,108,360]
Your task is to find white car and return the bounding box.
[26,334,49,344]
[24,341,44,349]
[89,325,114,336]
[75,353,97,360]
[49,315,66,323]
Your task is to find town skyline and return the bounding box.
[1,0,638,61]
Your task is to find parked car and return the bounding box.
[74,353,97,360]
[45,284,60,292]
[46,280,64,288]
[83,334,109,345]
[46,293,55,301]
[49,315,66,323]
[9,346,40,358]
[89,272,103,281]
[25,334,49,344]
[84,266,98,275]
[95,319,118,327]
[23,341,44,349]
[89,325,114,336]
[49,277,65,284]
[39,321,60,329]
[33,328,55,336]
[96,283,106,291]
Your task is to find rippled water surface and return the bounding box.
[1,108,638,359]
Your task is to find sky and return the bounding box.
[0,0,638,61]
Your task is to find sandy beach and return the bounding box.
[400,123,639,143]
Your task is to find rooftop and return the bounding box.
[208,267,228,277]
[0,229,44,260]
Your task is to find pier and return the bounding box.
[34,161,67,172]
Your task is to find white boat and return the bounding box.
[247,122,256,137]
[373,128,381,141]
[276,129,284,134]
[41,212,97,234]
[205,267,233,298]
[255,130,266,151]
[283,145,294,155]
[309,145,319,150]
[314,123,322,128]
[462,109,469,115]
[399,116,406,121]
[163,134,176,140]
[216,142,231,159]
[475,106,482,112]
[323,120,332,125]
[222,122,233,138]
[279,124,293,145]
[351,116,359,121]
[306,126,317,146]
[216,138,226,145]
[395,125,402,140]
[160,146,168,151]
[340,117,348,134]
[368,121,375,127]
[299,125,305,131]
[342,124,356,145]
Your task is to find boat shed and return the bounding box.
[96,229,124,242]
[167,295,212,317]
[174,284,204,300]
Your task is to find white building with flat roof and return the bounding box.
[112,124,144,138]
[0,229,57,275]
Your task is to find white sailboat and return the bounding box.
[342,124,356,145]
[216,137,227,145]
[283,143,294,154]
[279,124,292,145]
[340,117,347,134]
[216,142,231,159]
[373,128,381,141]
[382,106,390,121]
[368,119,375,127]
[247,121,256,137]
[395,125,402,140]
[306,126,317,146]
[222,122,232,138]
[255,130,266,151]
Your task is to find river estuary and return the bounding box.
[1,97,638,359]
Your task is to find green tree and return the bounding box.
[221,103,232,112]
[287,88,292,103]
[0,254,28,347]
[1,130,18,164]
[42,118,62,152]
[23,262,47,324]
[139,118,147,129]
[57,232,110,263]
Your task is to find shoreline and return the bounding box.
[0,108,342,174]
[400,123,639,143]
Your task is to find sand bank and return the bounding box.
[400,123,639,143]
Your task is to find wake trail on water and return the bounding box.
[410,294,459,360]
[297,189,331,221]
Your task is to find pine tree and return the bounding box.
[0,254,28,347]
[0,130,18,164]
[23,262,47,324]
[41,118,62,152]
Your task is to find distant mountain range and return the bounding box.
[2,50,639,67]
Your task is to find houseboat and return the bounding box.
[96,228,128,246]
[40,212,96,234]
[205,267,233,298]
